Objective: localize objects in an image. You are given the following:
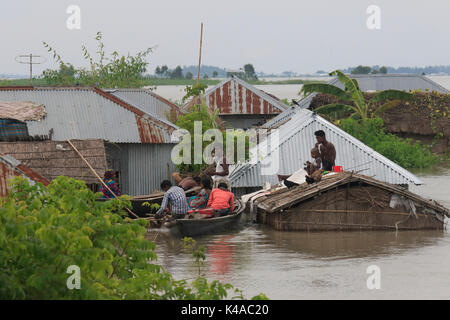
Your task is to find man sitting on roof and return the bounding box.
[207,182,235,217]
[314,130,336,171]
[155,180,189,219]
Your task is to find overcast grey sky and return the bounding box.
[1,0,449,75]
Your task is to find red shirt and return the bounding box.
[207,188,234,211]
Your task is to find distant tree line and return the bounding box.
[153,65,224,79]
[340,65,450,75]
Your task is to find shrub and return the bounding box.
[0,176,265,300]
[340,117,440,169]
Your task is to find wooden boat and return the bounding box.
[165,200,245,237]
[97,186,201,217]
[253,171,449,231]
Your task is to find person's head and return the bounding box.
[314,130,326,144]
[311,147,320,158]
[193,176,201,185]
[218,182,228,190]
[160,180,172,191]
[201,177,212,190]
[104,170,113,180]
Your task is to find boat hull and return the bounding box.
[167,201,245,237]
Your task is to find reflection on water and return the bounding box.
[149,223,450,299]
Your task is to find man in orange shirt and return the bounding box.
[207,182,234,216]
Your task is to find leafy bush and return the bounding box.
[340,117,440,169]
[0,176,265,300]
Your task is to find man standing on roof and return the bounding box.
[314,130,336,171]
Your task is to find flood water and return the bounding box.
[150,75,450,104]
[148,169,450,299]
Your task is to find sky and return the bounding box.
[1,0,450,76]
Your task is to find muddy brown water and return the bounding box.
[147,169,450,299]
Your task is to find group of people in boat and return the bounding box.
[155,154,234,220]
[278,130,336,187]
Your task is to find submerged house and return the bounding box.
[186,77,288,129]
[229,108,422,196]
[0,86,179,196]
[264,74,449,129]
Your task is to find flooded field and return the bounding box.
[150,75,450,104]
[149,169,450,299]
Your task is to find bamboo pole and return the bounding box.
[196,22,203,84]
[66,139,140,219]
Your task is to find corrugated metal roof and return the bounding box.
[0,87,177,143]
[263,74,449,129]
[107,88,184,123]
[203,77,288,115]
[229,108,422,187]
[329,74,450,93]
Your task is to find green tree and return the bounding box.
[0,176,267,300]
[212,71,218,77]
[300,70,412,120]
[155,66,162,77]
[161,65,169,77]
[243,64,258,80]
[185,71,193,80]
[379,66,388,74]
[170,66,183,79]
[42,32,153,88]
[351,65,372,74]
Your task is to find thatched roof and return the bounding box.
[256,171,449,217]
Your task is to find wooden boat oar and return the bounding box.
[66,139,140,219]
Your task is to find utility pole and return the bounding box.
[15,54,45,85]
[196,22,203,84]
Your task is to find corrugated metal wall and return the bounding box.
[205,78,287,115]
[106,143,176,196]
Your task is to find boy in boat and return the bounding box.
[155,180,189,219]
[207,182,234,217]
[314,130,336,171]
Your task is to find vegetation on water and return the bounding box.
[301,70,413,120]
[340,117,440,169]
[0,176,266,300]
[40,31,153,88]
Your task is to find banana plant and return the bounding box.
[300,70,412,120]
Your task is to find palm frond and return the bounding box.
[373,99,402,116]
[329,70,366,116]
[300,83,351,101]
[370,90,412,104]
[315,103,358,120]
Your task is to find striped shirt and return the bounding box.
[156,186,188,215]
